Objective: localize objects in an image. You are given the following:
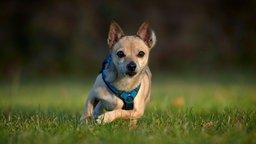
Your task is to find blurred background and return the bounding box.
[1,0,256,80]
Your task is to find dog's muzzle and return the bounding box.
[126,61,137,77]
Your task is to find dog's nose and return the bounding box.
[127,62,137,71]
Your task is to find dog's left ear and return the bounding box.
[137,21,156,48]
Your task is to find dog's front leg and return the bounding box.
[93,101,104,119]
[80,94,96,123]
[96,109,144,124]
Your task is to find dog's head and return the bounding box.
[107,21,156,77]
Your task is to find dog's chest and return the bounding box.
[101,94,124,111]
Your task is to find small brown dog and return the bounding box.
[80,21,156,125]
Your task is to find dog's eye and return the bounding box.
[137,51,145,58]
[117,51,126,58]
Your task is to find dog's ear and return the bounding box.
[137,21,156,48]
[107,21,125,48]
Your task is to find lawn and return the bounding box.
[1,73,256,144]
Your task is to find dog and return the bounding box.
[80,21,156,125]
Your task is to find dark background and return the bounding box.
[1,0,256,79]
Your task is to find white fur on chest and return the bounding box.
[97,88,124,111]
[101,93,117,111]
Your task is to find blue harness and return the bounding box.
[100,56,141,110]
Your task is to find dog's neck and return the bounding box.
[103,62,143,92]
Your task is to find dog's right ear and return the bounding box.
[107,21,125,48]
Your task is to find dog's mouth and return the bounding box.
[126,71,137,77]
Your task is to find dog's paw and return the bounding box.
[95,114,104,124]
[80,118,89,124]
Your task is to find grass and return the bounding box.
[0,73,256,144]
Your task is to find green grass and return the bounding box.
[1,74,256,144]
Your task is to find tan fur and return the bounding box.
[80,21,156,125]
